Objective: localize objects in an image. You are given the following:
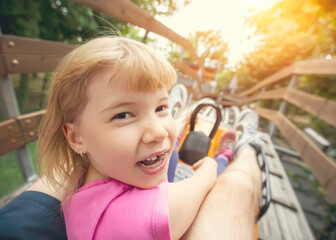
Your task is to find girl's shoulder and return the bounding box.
[64,179,171,240]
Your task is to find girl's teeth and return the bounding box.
[139,153,165,167]
[145,154,163,162]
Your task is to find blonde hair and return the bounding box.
[38,36,177,201]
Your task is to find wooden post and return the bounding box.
[0,73,37,182]
[269,75,298,138]
[0,30,37,182]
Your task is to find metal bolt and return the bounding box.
[8,41,15,48]
[29,131,34,137]
[25,119,31,124]
[7,126,13,131]
[12,59,19,66]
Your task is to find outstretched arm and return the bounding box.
[168,157,217,240]
[182,148,261,240]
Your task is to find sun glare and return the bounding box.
[154,0,278,67]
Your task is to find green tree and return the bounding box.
[189,30,228,69]
[0,0,186,42]
[237,0,336,90]
[168,30,229,69]
[133,0,190,17]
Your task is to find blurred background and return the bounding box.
[0,0,335,238]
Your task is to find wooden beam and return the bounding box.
[293,58,336,75]
[0,118,25,157]
[229,65,295,99]
[255,107,336,203]
[16,110,45,143]
[211,59,336,100]
[0,111,45,157]
[0,34,74,55]
[284,88,336,127]
[1,54,67,74]
[0,35,74,74]
[72,0,201,65]
[239,88,287,106]
[227,88,336,128]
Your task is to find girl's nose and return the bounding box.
[142,118,168,144]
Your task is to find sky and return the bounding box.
[149,0,277,67]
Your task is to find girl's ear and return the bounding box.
[62,123,86,154]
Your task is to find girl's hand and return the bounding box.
[192,157,216,171]
[192,157,217,187]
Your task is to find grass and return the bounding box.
[0,139,38,199]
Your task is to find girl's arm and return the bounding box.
[168,157,217,240]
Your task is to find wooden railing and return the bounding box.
[206,59,336,204]
[0,34,336,204]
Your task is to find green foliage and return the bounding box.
[189,30,228,69]
[132,0,190,17]
[0,0,41,37]
[1,0,102,42]
[215,70,235,93]
[165,41,183,60]
[0,0,184,43]
[237,0,336,90]
[167,30,229,70]
[0,142,37,199]
[298,75,336,100]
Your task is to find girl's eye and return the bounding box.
[156,105,168,113]
[112,112,131,120]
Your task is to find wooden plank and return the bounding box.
[287,127,308,156]
[258,110,336,203]
[255,107,278,122]
[1,54,66,74]
[259,133,314,239]
[285,207,302,240]
[270,196,297,211]
[236,88,336,128]
[16,110,45,143]
[229,65,295,98]
[259,203,283,239]
[242,88,286,105]
[0,118,25,156]
[274,204,295,240]
[277,113,336,189]
[0,111,45,157]
[285,88,336,127]
[216,59,336,100]
[0,35,74,74]
[0,34,75,55]
[294,58,336,75]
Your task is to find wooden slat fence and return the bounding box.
[0,34,74,74]
[208,59,336,203]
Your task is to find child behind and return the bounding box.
[38,36,217,240]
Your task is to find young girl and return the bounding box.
[38,36,217,240]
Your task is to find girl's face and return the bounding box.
[72,67,177,189]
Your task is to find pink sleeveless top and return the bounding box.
[63,178,171,240]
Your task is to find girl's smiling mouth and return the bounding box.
[137,152,168,175]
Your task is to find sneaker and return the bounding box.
[215,130,236,163]
[234,108,260,155]
[169,84,188,119]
